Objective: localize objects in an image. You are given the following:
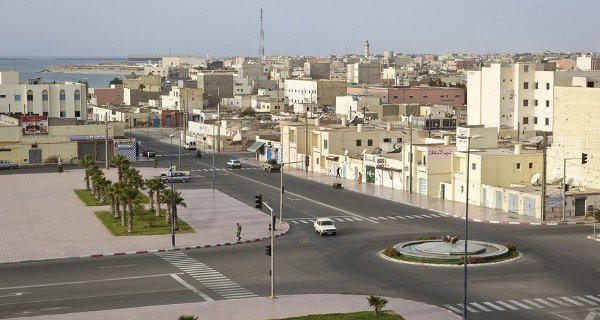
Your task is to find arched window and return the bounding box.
[59,90,66,101]
[42,90,49,101]
[74,90,80,101]
[27,90,33,101]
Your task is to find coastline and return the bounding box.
[44,64,143,75]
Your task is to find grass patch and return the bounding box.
[277,311,404,320]
[384,250,520,265]
[74,189,149,206]
[95,210,194,236]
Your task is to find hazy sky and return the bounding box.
[1,0,598,57]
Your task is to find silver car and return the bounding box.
[0,160,18,170]
[159,172,191,183]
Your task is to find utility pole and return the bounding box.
[263,202,275,299]
[408,118,413,194]
[216,84,221,154]
[541,132,547,221]
[305,99,309,173]
[105,112,109,170]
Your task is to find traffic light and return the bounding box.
[305,156,310,168]
[272,215,276,231]
[582,153,588,164]
[265,245,271,256]
[255,194,262,209]
[565,184,570,192]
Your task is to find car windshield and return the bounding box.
[321,221,333,225]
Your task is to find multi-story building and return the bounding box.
[0,72,86,119]
[576,54,600,71]
[160,87,204,111]
[304,62,331,80]
[346,62,381,84]
[284,79,347,108]
[335,96,381,119]
[196,73,234,107]
[124,74,162,92]
[90,84,124,106]
[467,63,600,132]
[346,85,465,107]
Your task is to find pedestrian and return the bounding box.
[336,167,341,178]
[236,222,242,242]
[358,172,363,184]
[153,158,158,168]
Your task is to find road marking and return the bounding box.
[386,216,397,219]
[170,274,213,301]
[560,297,584,306]
[378,216,388,220]
[0,273,182,291]
[522,299,545,308]
[586,295,600,303]
[0,292,27,298]
[444,304,463,314]
[300,220,309,224]
[470,302,492,312]
[482,301,505,311]
[534,298,557,308]
[98,264,137,269]
[508,300,533,309]
[574,296,598,305]
[395,216,406,219]
[546,297,572,307]
[494,300,519,310]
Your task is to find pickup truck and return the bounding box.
[262,159,281,172]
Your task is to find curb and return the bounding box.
[438,212,595,227]
[378,250,523,268]
[587,235,600,242]
[3,228,290,265]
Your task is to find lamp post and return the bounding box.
[278,160,305,222]
[457,133,482,320]
[169,134,176,248]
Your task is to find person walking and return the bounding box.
[236,223,242,242]
[336,167,341,178]
[358,172,363,185]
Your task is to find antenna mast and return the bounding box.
[259,8,265,62]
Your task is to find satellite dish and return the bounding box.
[344,149,348,156]
[361,148,367,155]
[373,147,382,155]
[530,173,541,185]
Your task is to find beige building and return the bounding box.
[124,74,162,92]
[91,105,150,127]
[335,95,381,119]
[404,141,455,197]
[346,62,381,84]
[284,79,347,108]
[160,87,204,111]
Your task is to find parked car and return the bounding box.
[184,141,197,150]
[262,159,281,172]
[159,171,191,183]
[226,158,242,169]
[314,218,337,236]
[0,160,18,170]
[142,149,156,158]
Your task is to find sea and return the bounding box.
[0,58,127,88]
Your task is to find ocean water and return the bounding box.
[0,58,126,88]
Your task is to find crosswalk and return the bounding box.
[443,294,600,315]
[286,213,447,225]
[190,168,255,172]
[156,251,258,300]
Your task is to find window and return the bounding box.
[356,140,361,146]
[523,82,529,89]
[383,138,391,143]
[455,94,460,98]
[60,111,66,118]
[14,94,21,101]
[534,99,538,106]
[423,95,428,98]
[545,118,549,125]
[59,90,66,101]
[529,163,533,169]
[516,163,521,169]
[367,139,373,146]
[471,163,476,170]
[461,186,464,193]
[535,82,539,89]
[523,99,529,107]
[524,65,529,72]
[323,139,328,149]
[546,100,550,107]
[397,138,403,143]
[394,95,399,99]
[27,90,33,101]
[42,90,48,101]
[75,111,81,117]
[0,95,5,98]
[523,117,529,124]
[546,83,550,90]
[42,112,48,116]
[408,95,413,98]
[534,117,538,124]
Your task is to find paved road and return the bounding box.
[0,128,597,320]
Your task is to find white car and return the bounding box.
[314,218,337,236]
[226,158,242,169]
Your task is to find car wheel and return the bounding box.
[181,179,187,183]
[333,232,336,236]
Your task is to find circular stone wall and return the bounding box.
[394,240,509,261]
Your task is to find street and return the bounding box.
[0,128,597,320]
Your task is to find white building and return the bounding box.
[0,72,86,119]
[346,62,381,84]
[335,95,381,118]
[467,63,600,132]
[159,87,203,111]
[284,79,347,108]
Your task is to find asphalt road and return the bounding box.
[0,128,598,320]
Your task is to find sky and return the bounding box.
[1,0,599,58]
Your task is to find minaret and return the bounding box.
[364,40,370,58]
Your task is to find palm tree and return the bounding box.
[79,155,95,190]
[154,180,167,217]
[122,187,143,233]
[178,316,198,320]
[98,177,111,204]
[110,155,130,182]
[160,189,173,224]
[161,189,186,229]
[145,178,163,215]
[123,167,145,191]
[105,182,117,217]
[86,164,101,193]
[90,168,105,199]
[367,295,388,315]
[111,182,124,220]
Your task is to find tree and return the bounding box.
[79,156,96,190]
[112,182,125,220]
[98,177,111,204]
[105,182,117,218]
[367,295,388,315]
[139,84,146,91]
[170,190,187,230]
[122,187,144,233]
[123,167,145,191]
[110,155,130,182]
[160,189,187,227]
[178,316,198,320]
[145,178,164,215]
[109,77,123,86]
[239,107,256,118]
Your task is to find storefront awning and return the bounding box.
[247,141,265,152]
[326,156,339,161]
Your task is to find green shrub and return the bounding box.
[178,316,198,320]
[415,235,437,241]
[504,242,517,251]
[383,247,400,257]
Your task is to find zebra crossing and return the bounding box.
[286,213,447,224]
[156,251,257,300]
[190,167,255,172]
[443,294,600,315]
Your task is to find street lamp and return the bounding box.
[169,134,176,248]
[457,133,482,320]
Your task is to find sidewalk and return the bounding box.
[242,157,592,226]
[4,294,460,320]
[0,167,288,263]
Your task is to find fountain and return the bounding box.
[392,235,510,263]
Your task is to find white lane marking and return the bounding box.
[395,216,406,219]
[561,296,584,306]
[444,304,463,314]
[508,300,533,309]
[170,274,213,301]
[470,302,492,312]
[0,292,28,298]
[413,215,426,219]
[300,220,309,224]
[98,264,137,269]
[464,305,479,313]
[353,217,362,221]
[574,296,598,305]
[546,297,572,307]
[0,273,182,291]
[522,299,545,308]
[585,311,600,320]
[534,298,557,308]
[495,300,519,310]
[378,217,388,220]
[291,220,299,224]
[370,217,379,220]
[586,295,600,303]
[386,216,397,219]
[482,301,505,311]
